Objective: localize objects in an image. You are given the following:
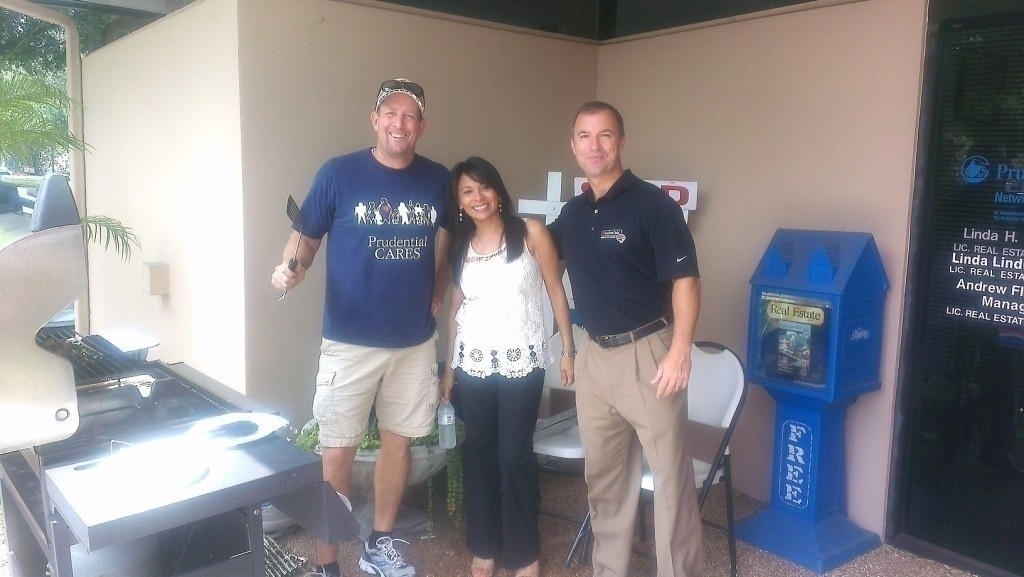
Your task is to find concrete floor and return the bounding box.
[0,475,979,577]
[270,469,979,577]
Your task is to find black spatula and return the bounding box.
[279,196,304,301]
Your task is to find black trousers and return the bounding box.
[455,367,545,571]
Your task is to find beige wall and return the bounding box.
[82,0,928,538]
[595,0,928,533]
[82,0,246,389]
[83,0,595,420]
[234,0,596,428]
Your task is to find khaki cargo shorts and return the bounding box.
[312,334,440,448]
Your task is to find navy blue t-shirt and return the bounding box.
[299,149,450,347]
[548,170,699,336]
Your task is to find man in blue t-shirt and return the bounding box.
[272,78,450,577]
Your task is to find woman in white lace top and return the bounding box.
[441,157,575,577]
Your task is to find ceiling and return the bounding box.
[378,0,819,39]
[26,0,820,40]
[22,0,1024,40]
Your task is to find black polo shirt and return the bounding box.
[548,170,699,337]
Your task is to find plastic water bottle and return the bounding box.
[438,401,456,449]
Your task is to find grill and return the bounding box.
[36,327,148,384]
[0,334,342,577]
[30,328,235,469]
[0,175,359,577]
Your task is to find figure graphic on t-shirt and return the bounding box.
[397,202,410,225]
[355,202,368,224]
[429,205,437,227]
[413,202,425,225]
[366,202,379,226]
[378,197,392,224]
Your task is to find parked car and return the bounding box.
[0,172,43,215]
[0,172,21,214]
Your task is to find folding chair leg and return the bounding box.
[580,520,592,565]
[581,514,594,565]
[724,459,738,577]
[564,512,592,567]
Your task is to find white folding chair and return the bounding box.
[638,341,747,577]
[532,324,591,566]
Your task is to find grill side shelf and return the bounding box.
[160,361,275,414]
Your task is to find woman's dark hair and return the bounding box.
[448,156,526,286]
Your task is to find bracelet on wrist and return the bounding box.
[562,351,577,358]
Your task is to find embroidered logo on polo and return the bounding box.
[600,229,627,244]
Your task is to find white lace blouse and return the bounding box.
[451,241,550,378]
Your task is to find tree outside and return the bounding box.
[1,5,147,260]
[0,6,137,174]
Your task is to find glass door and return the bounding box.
[896,13,1024,577]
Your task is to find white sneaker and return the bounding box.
[358,537,415,577]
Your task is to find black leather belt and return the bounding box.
[590,317,669,349]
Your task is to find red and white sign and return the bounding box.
[573,177,697,210]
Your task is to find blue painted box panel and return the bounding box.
[748,229,889,404]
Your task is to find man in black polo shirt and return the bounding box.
[548,101,702,577]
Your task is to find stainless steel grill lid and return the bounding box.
[0,174,84,454]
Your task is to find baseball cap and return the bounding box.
[375,78,425,115]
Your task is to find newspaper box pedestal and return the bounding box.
[736,229,889,573]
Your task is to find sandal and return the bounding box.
[471,557,494,577]
[513,560,540,577]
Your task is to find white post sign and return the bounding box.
[517,172,566,225]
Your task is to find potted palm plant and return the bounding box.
[295,411,465,528]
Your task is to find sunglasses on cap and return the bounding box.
[376,79,425,114]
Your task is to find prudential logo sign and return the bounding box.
[960,154,1024,213]
[961,155,991,184]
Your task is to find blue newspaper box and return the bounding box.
[747,229,888,405]
[736,229,889,573]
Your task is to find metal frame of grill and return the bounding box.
[2,179,358,577]
[1,350,358,577]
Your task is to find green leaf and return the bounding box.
[81,214,140,262]
[0,63,87,166]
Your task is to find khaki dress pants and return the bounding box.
[576,325,704,577]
